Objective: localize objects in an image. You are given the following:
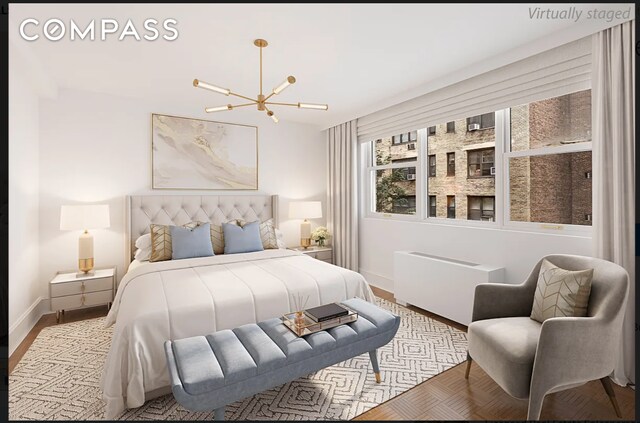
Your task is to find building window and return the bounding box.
[467,112,495,131]
[447,152,455,176]
[428,154,436,177]
[468,148,495,178]
[468,196,495,221]
[409,130,418,142]
[447,196,455,219]
[428,195,436,217]
[392,135,401,145]
[446,121,455,133]
[508,90,592,226]
[428,126,436,136]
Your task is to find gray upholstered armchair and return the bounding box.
[465,254,629,420]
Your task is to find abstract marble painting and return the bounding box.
[152,114,258,189]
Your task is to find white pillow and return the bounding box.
[275,228,286,249]
[134,247,151,262]
[135,233,152,250]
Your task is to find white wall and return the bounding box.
[38,87,326,287]
[359,217,592,293]
[9,48,47,354]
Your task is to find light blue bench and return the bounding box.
[164,298,400,420]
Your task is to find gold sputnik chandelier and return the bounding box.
[193,39,328,123]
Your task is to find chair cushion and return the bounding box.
[530,259,593,323]
[468,317,541,399]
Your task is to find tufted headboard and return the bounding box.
[126,194,279,262]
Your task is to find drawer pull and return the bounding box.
[81,283,86,292]
[81,295,85,305]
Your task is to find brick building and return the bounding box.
[375,90,592,225]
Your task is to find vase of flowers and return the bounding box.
[311,226,330,247]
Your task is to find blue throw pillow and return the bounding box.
[223,221,264,254]
[170,223,214,260]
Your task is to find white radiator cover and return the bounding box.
[394,251,504,325]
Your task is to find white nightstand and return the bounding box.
[49,267,116,323]
[293,246,333,264]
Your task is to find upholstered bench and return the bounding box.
[164,298,400,420]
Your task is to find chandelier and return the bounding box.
[193,39,328,123]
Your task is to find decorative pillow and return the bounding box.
[134,247,151,262]
[170,223,214,260]
[135,233,152,250]
[530,259,593,323]
[223,221,264,254]
[150,221,199,262]
[275,228,286,249]
[237,218,278,249]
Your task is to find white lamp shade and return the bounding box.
[60,204,110,231]
[289,201,322,219]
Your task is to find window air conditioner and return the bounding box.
[407,143,416,150]
[407,174,416,181]
[468,123,480,131]
[490,167,496,175]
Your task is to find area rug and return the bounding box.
[9,298,468,420]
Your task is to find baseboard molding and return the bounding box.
[359,268,394,293]
[9,297,50,356]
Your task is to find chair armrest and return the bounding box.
[472,282,535,322]
[531,316,616,390]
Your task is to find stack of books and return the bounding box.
[281,302,358,337]
[304,303,349,322]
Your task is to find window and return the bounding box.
[369,131,418,215]
[428,154,436,177]
[447,152,455,176]
[507,90,592,226]
[467,112,495,130]
[447,196,455,219]
[468,196,495,221]
[446,121,455,133]
[428,195,436,217]
[364,90,592,230]
[467,148,494,178]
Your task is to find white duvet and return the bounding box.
[101,249,374,418]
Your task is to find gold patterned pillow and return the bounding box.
[149,222,199,262]
[530,259,593,323]
[237,218,278,249]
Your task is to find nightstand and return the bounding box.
[49,267,116,323]
[293,246,333,264]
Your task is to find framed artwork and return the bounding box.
[151,114,258,190]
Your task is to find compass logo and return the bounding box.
[19,18,179,42]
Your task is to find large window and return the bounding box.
[467,148,495,178]
[364,90,592,231]
[507,90,592,226]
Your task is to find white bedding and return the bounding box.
[101,249,375,418]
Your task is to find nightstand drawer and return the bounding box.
[316,250,332,261]
[51,289,113,311]
[51,277,113,297]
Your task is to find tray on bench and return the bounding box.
[281,304,358,337]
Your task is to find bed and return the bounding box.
[100,195,375,418]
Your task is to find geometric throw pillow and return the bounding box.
[149,222,200,263]
[236,218,278,249]
[530,259,593,323]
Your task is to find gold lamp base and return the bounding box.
[77,258,95,278]
[300,238,312,249]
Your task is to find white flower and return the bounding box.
[310,226,330,241]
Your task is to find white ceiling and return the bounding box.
[9,3,633,129]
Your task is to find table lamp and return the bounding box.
[60,204,110,276]
[289,201,322,249]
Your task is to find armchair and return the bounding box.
[465,254,629,420]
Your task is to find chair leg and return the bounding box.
[600,377,622,418]
[464,353,472,379]
[369,350,381,383]
[527,384,548,420]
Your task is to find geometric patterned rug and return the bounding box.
[9,298,468,420]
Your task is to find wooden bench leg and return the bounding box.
[464,353,472,379]
[214,406,225,421]
[600,377,622,418]
[369,350,381,383]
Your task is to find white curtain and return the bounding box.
[327,120,358,271]
[592,19,635,386]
